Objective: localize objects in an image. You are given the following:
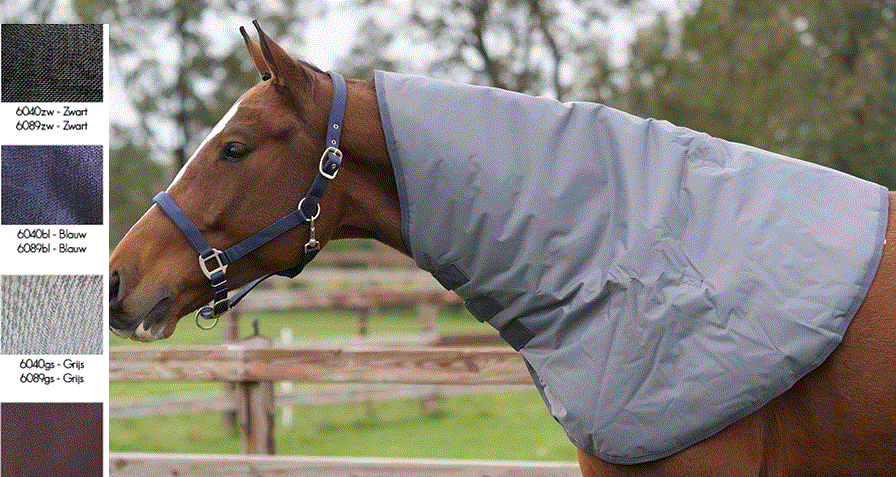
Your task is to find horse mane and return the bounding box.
[299,60,325,74]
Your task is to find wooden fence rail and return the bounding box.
[110,345,530,384]
[109,452,581,477]
[111,344,533,455]
[109,289,553,471]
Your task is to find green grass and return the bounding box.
[111,308,577,461]
[111,391,577,461]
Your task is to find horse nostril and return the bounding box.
[110,270,121,306]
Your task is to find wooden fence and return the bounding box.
[109,279,580,475]
[109,344,575,476]
[109,345,530,385]
[109,453,581,476]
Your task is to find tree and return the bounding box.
[621,0,896,188]
[342,0,646,100]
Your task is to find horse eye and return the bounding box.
[221,143,250,162]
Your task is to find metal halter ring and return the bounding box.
[195,306,220,330]
[297,197,321,221]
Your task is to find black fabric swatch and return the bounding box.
[2,145,104,225]
[2,24,103,102]
[1,402,103,477]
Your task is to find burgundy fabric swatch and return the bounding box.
[1,402,103,477]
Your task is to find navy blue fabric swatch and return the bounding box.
[2,23,103,102]
[2,145,103,225]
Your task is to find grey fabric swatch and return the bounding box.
[2,275,103,354]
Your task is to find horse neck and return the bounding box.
[329,79,407,255]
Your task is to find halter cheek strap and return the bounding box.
[153,71,346,329]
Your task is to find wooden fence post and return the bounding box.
[416,303,440,414]
[357,306,369,336]
[279,328,294,428]
[236,332,275,455]
[356,306,374,417]
[415,303,437,333]
[222,309,240,433]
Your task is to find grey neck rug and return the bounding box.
[375,70,888,464]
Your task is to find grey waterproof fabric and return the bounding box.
[375,71,888,464]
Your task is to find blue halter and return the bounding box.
[153,71,346,329]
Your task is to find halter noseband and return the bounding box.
[152,71,347,330]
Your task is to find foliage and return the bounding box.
[620,0,896,187]
[109,136,166,245]
[341,0,649,100]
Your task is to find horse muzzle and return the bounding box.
[109,269,172,342]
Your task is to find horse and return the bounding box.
[109,22,896,476]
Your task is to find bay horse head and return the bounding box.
[109,22,403,341]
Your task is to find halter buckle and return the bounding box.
[198,249,228,279]
[319,147,342,180]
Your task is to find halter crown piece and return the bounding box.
[153,71,347,329]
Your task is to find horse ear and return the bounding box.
[251,20,313,89]
[240,26,270,80]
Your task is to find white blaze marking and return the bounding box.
[167,97,244,190]
[120,97,244,237]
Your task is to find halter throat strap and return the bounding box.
[153,71,346,327]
